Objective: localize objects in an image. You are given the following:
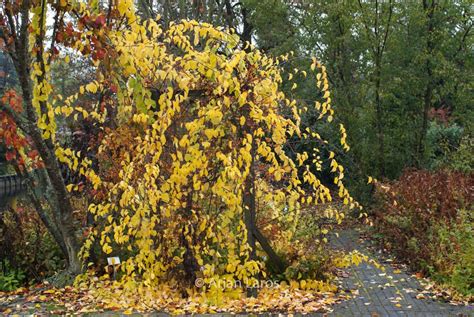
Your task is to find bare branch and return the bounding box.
[380,0,393,57]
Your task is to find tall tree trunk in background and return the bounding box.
[416,0,436,167]
[136,0,156,20]
[241,7,253,46]
[223,0,235,29]
[374,55,386,177]
[358,0,393,178]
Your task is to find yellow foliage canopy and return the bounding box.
[27,0,358,299]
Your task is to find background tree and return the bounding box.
[1,0,84,275]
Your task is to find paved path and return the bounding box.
[329,229,473,317]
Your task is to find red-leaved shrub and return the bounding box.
[373,169,473,294]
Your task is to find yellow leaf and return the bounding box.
[86,82,98,94]
[161,193,170,203]
[209,54,217,67]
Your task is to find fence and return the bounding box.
[0,174,25,207]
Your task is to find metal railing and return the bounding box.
[0,174,25,200]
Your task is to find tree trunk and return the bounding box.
[241,6,253,49]
[374,56,386,177]
[243,137,258,297]
[242,120,287,296]
[253,227,286,273]
[4,5,82,275]
[181,192,199,284]
[24,173,69,257]
[29,128,82,273]
[416,0,436,167]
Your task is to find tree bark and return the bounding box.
[374,55,386,177]
[24,171,69,257]
[241,116,287,297]
[358,0,393,178]
[241,6,253,49]
[416,0,436,167]
[243,137,257,257]
[3,3,82,274]
[243,135,258,297]
[253,227,286,273]
[181,191,199,284]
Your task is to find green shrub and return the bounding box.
[429,209,474,295]
[426,121,463,169]
[447,137,474,173]
[0,260,25,291]
[0,200,65,285]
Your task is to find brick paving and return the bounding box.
[329,229,473,317]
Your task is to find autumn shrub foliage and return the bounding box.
[0,0,373,312]
[0,201,64,287]
[0,0,362,307]
[0,90,41,170]
[374,169,474,295]
[71,18,355,287]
